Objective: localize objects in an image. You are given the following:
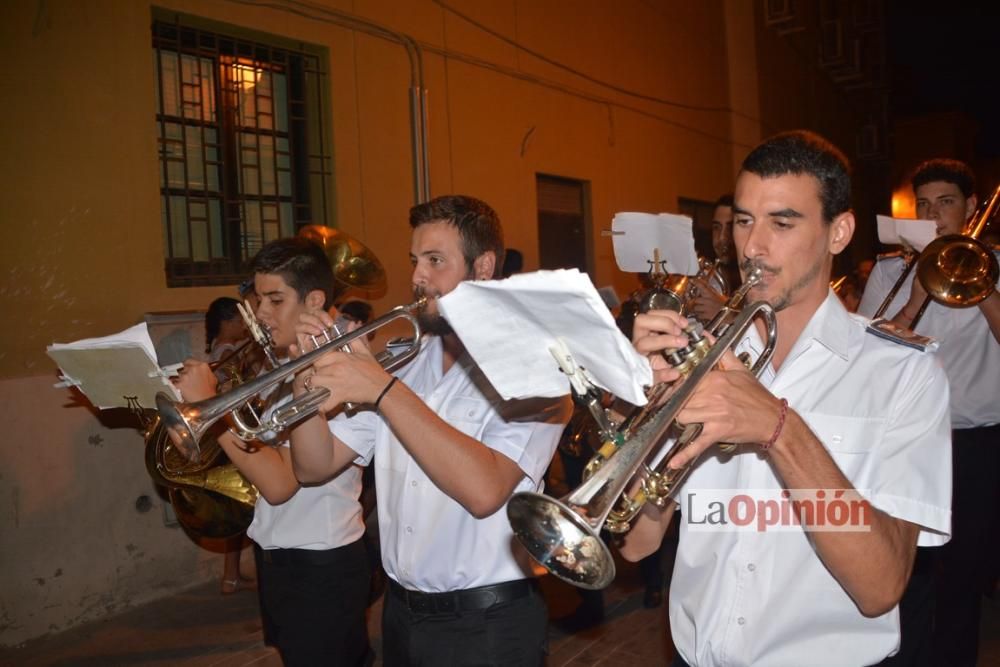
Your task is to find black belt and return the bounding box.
[388,578,537,614]
[255,539,364,567]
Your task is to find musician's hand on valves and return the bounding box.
[309,343,390,413]
[172,359,218,402]
[291,309,337,358]
[665,347,786,470]
[632,310,691,384]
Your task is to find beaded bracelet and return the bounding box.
[760,398,789,452]
[374,377,398,412]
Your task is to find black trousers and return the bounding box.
[932,424,1000,667]
[381,581,548,666]
[876,547,937,667]
[254,540,372,667]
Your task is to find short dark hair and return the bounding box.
[501,248,523,277]
[249,237,335,309]
[205,296,241,350]
[409,195,505,278]
[912,158,976,198]
[715,194,734,208]
[741,130,851,223]
[338,299,373,325]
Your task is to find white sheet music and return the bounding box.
[611,212,699,275]
[876,215,937,252]
[438,269,652,405]
[47,323,181,409]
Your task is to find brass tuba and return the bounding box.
[137,340,264,540]
[507,268,777,589]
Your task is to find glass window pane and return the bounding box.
[200,57,216,122]
[242,165,259,195]
[280,202,294,238]
[278,169,291,197]
[243,201,262,259]
[274,72,287,133]
[238,85,257,128]
[185,126,204,189]
[259,135,275,195]
[161,195,170,258]
[169,196,189,258]
[190,217,209,261]
[157,50,180,117]
[210,200,224,258]
[167,159,185,189]
[276,137,290,168]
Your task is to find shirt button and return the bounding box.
[405,526,413,534]
[747,563,756,572]
[737,617,746,626]
[410,480,418,487]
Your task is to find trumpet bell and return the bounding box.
[156,392,211,463]
[636,274,690,316]
[508,492,616,589]
[917,234,1000,308]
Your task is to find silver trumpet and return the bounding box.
[507,269,777,589]
[157,297,426,462]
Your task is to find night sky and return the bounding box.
[886,3,1000,156]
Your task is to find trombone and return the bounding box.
[157,298,426,462]
[507,269,777,589]
[873,183,1000,326]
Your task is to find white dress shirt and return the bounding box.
[247,386,365,550]
[330,335,571,592]
[671,291,952,667]
[858,252,1000,428]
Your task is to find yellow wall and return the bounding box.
[0,0,871,644]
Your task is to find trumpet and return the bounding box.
[156,298,426,462]
[507,268,777,589]
[636,254,731,317]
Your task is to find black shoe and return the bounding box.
[552,605,605,634]
[643,586,663,609]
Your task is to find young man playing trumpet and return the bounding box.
[859,159,1000,666]
[625,131,951,666]
[173,237,371,667]
[288,195,572,667]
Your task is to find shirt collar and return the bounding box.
[742,288,852,365]
[793,288,852,362]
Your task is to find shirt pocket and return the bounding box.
[442,396,492,437]
[798,411,885,486]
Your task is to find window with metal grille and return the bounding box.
[153,18,331,287]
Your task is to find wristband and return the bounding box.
[374,377,398,412]
[760,398,789,452]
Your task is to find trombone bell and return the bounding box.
[916,234,999,308]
